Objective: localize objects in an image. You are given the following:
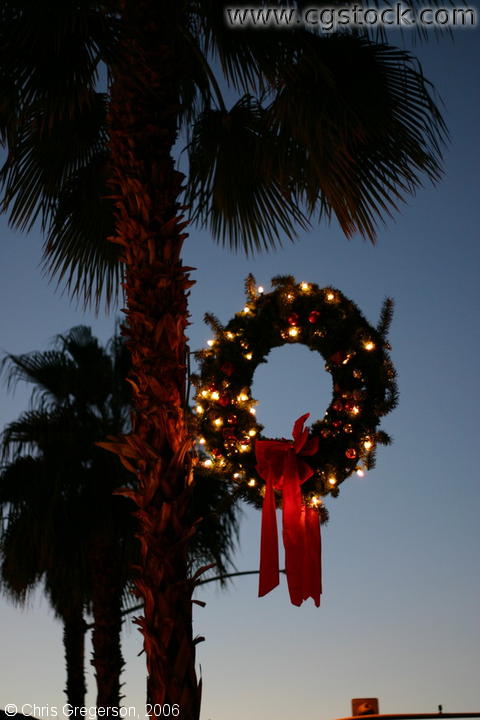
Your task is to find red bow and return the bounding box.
[255,414,322,607]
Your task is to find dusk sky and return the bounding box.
[1,24,479,720]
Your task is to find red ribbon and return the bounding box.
[255,414,322,607]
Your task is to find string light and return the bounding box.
[258,286,264,294]
[211,390,220,401]
[243,306,251,314]
[195,405,204,414]
[199,437,206,445]
[207,339,215,347]
[249,407,256,415]
[286,292,295,301]
[300,282,310,292]
[213,417,223,427]
[244,352,253,360]
[363,439,373,451]
[356,468,365,477]
[363,340,375,351]
[327,475,337,486]
[203,459,213,468]
[351,405,361,415]
[288,326,300,338]
[233,472,241,479]
[248,429,257,437]
[311,495,321,506]
[226,332,235,340]
[326,291,336,302]
[247,478,256,487]
[238,392,249,402]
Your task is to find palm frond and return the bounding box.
[1,91,108,232]
[186,94,310,253]
[266,33,446,241]
[42,151,122,311]
[1,350,76,402]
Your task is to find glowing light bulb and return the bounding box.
[244,352,253,360]
[363,340,375,351]
[258,286,264,294]
[226,332,235,340]
[199,437,206,445]
[210,391,220,401]
[351,405,361,415]
[327,475,337,486]
[247,478,256,487]
[363,439,373,451]
[326,291,335,302]
[249,407,256,415]
[243,306,251,314]
[207,339,215,347]
[311,495,321,506]
[213,417,223,427]
[356,469,365,477]
[300,282,310,292]
[288,326,299,338]
[286,292,295,301]
[238,393,249,403]
[203,459,213,468]
[233,472,240,479]
[195,405,204,414]
[201,390,209,398]
[248,429,257,437]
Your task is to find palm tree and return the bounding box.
[0,2,448,714]
[0,326,135,708]
[0,455,89,709]
[0,325,239,707]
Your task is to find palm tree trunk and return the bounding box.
[62,606,87,709]
[89,535,125,710]
[107,2,200,716]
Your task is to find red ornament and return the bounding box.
[308,310,321,324]
[227,414,238,425]
[218,393,231,407]
[345,448,357,459]
[288,312,299,325]
[330,351,346,366]
[221,362,235,377]
[320,428,330,438]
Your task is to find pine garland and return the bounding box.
[193,277,397,514]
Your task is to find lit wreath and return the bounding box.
[192,275,398,515]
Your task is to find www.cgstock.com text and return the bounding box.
[225,4,477,31]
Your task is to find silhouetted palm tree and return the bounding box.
[1,2,447,714]
[0,455,90,709]
[0,326,135,708]
[0,326,239,707]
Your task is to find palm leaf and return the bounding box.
[186,95,310,252]
[43,153,122,311]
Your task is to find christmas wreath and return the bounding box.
[192,275,397,605]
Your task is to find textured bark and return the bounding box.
[90,534,125,710]
[62,606,87,709]
[107,2,200,717]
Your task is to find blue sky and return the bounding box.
[1,25,479,720]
